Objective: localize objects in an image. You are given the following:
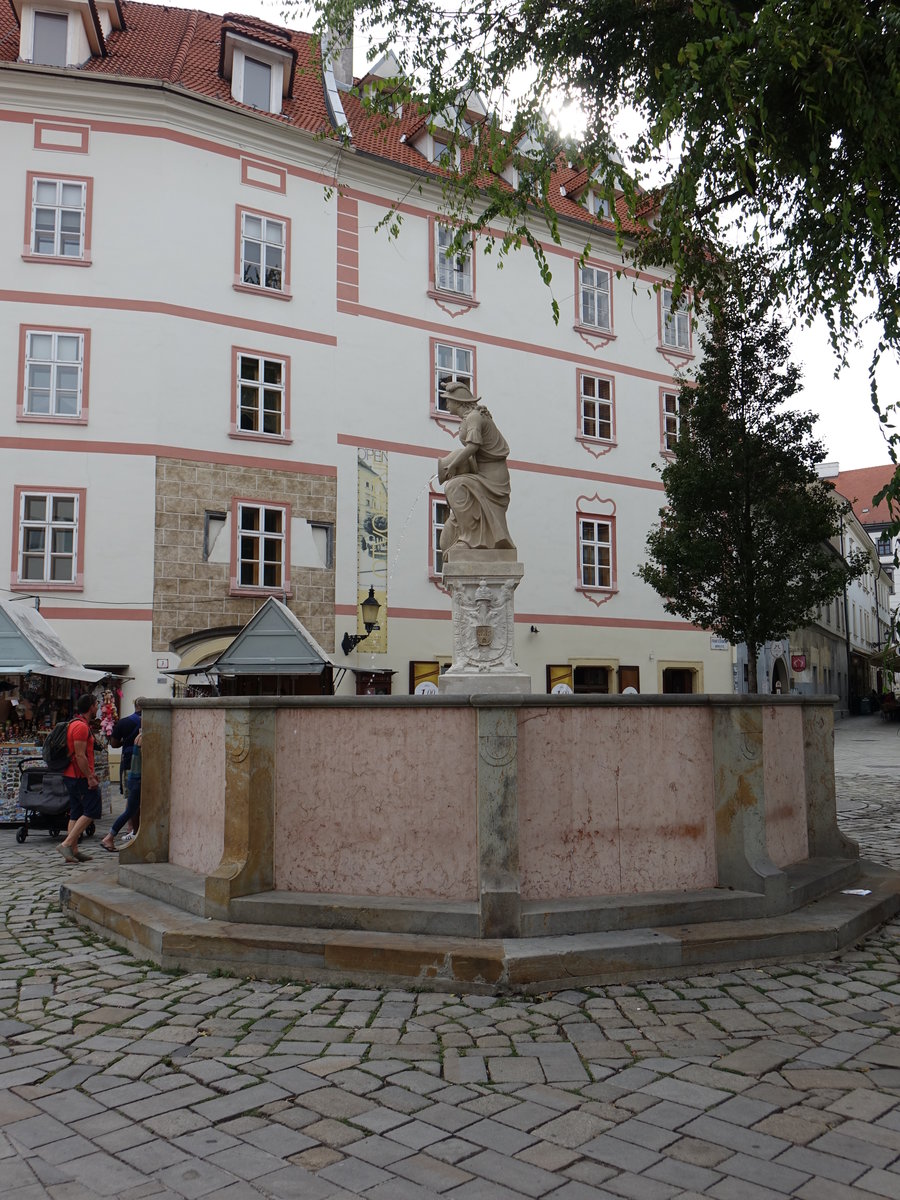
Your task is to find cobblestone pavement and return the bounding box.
[1,716,899,1199]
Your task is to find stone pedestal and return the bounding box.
[439,549,531,695]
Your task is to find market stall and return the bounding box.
[165,598,340,696]
[0,600,113,823]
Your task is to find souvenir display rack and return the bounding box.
[0,679,116,824]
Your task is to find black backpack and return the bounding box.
[42,720,72,771]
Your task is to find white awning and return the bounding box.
[0,600,106,683]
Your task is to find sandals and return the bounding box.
[100,840,117,853]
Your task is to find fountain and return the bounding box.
[58,386,900,991]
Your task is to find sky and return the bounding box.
[159,0,896,472]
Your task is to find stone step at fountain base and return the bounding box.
[60,861,900,993]
[111,856,861,939]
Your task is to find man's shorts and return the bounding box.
[64,776,102,821]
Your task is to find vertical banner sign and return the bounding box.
[357,449,388,652]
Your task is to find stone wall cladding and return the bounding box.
[153,457,336,652]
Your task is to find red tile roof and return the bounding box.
[833,465,897,529]
[0,2,649,235]
[0,4,332,131]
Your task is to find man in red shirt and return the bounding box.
[58,693,100,864]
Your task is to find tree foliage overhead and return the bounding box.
[637,277,869,690]
[307,1,900,334]
[304,0,900,440]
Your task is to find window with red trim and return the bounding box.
[233,350,288,439]
[15,489,83,588]
[236,208,290,295]
[430,495,450,577]
[579,373,614,442]
[20,327,88,421]
[434,341,475,413]
[27,174,91,261]
[435,222,473,296]
[232,500,289,592]
[578,515,613,590]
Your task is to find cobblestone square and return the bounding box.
[1,715,898,1197]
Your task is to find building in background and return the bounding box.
[734,484,893,711]
[829,463,900,617]
[0,2,734,700]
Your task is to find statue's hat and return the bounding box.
[440,380,480,405]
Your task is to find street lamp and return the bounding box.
[341,586,381,655]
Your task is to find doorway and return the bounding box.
[617,666,640,693]
[771,657,789,695]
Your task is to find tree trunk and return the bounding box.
[747,642,759,694]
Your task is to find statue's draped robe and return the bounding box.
[440,408,515,553]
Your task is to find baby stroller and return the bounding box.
[15,757,95,844]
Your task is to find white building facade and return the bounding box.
[0,2,734,702]
[831,463,900,619]
[735,498,892,710]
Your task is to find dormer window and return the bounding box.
[15,0,123,67]
[220,25,296,116]
[32,11,67,67]
[230,46,282,113]
[359,50,404,115]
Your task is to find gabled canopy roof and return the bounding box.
[0,599,106,682]
[210,597,334,676]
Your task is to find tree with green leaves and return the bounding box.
[637,285,868,692]
[304,0,900,473]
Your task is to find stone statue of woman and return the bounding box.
[437,381,515,560]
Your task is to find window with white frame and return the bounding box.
[240,212,285,292]
[589,191,611,219]
[579,374,613,441]
[434,342,474,411]
[579,265,611,330]
[662,390,690,452]
[433,137,459,168]
[236,502,285,589]
[18,491,78,584]
[236,352,285,437]
[23,330,83,418]
[242,56,272,110]
[31,177,86,257]
[32,11,68,67]
[579,516,613,590]
[662,286,690,349]
[435,223,472,295]
[431,497,450,576]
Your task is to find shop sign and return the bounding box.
[709,636,728,650]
